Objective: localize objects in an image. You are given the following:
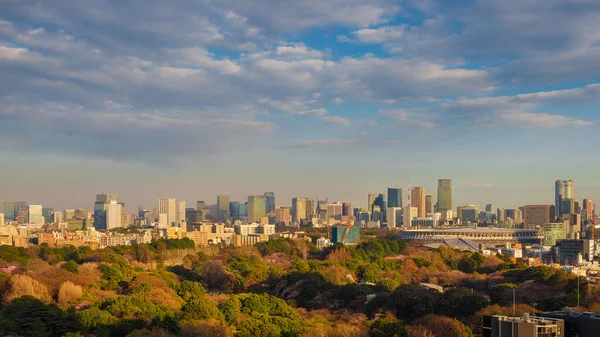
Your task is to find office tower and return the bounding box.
[523,205,554,229]
[53,211,62,224]
[275,207,292,226]
[177,200,186,225]
[387,188,402,208]
[411,187,426,218]
[292,197,307,223]
[248,195,266,222]
[158,198,177,227]
[403,207,418,228]
[197,201,207,210]
[458,205,478,223]
[497,208,506,225]
[64,209,75,220]
[342,202,352,217]
[543,222,568,246]
[14,202,28,223]
[2,202,15,220]
[583,199,595,220]
[106,201,122,230]
[217,195,230,222]
[94,193,118,230]
[561,198,575,216]
[229,202,240,220]
[555,179,575,218]
[485,204,496,214]
[264,192,275,213]
[42,208,53,224]
[28,205,43,224]
[306,199,315,220]
[0,213,3,226]
[368,194,377,212]
[437,179,452,214]
[326,202,343,221]
[425,195,434,216]
[387,207,402,229]
[158,213,168,227]
[371,194,386,222]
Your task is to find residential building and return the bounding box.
[524,205,555,229]
[412,187,426,218]
[387,188,402,208]
[248,195,266,222]
[437,179,452,214]
[482,314,564,337]
[158,198,177,227]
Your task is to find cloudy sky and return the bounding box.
[1,0,599,212]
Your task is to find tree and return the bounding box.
[369,318,408,337]
[179,300,224,322]
[438,289,487,318]
[5,274,51,302]
[177,280,206,301]
[61,260,79,274]
[0,296,78,336]
[391,285,442,321]
[57,281,83,308]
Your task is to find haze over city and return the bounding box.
[2,1,600,211]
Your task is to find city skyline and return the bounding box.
[1,2,600,211]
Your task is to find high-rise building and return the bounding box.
[229,202,240,220]
[292,197,307,223]
[42,208,53,224]
[342,202,352,217]
[458,205,478,223]
[28,205,43,224]
[2,202,15,220]
[94,193,118,230]
[403,207,418,228]
[217,195,229,222]
[106,201,122,230]
[197,201,207,210]
[497,208,506,225]
[523,205,554,229]
[248,195,266,222]
[368,194,377,212]
[583,199,595,220]
[14,202,27,223]
[411,187,426,218]
[0,213,4,226]
[306,199,315,220]
[543,221,568,246]
[64,209,75,220]
[264,192,275,213]
[158,198,177,227]
[372,194,386,222]
[326,202,343,221]
[177,200,186,226]
[561,198,575,216]
[275,207,292,226]
[555,179,575,218]
[387,188,402,208]
[387,207,402,229]
[53,211,62,224]
[425,195,434,216]
[437,179,452,214]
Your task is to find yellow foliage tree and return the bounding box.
[5,274,51,303]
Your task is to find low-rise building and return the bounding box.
[482,314,564,337]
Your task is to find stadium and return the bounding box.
[398,227,544,245]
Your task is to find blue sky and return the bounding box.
[1,0,599,212]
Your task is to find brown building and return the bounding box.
[412,187,427,218]
[275,207,292,226]
[483,314,564,337]
[524,205,555,229]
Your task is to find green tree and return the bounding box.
[369,318,408,337]
[179,300,224,322]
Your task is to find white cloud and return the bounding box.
[321,115,351,126]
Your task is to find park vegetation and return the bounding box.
[0,234,596,337]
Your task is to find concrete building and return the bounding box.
[399,228,544,245]
[368,194,378,214]
[524,205,555,229]
[27,205,43,224]
[2,202,15,220]
[555,239,594,265]
[177,200,186,226]
[403,206,418,228]
[326,202,343,221]
[437,179,452,214]
[264,192,275,213]
[556,179,575,218]
[412,217,438,228]
[0,213,4,227]
[158,198,177,227]
[583,199,595,221]
[106,201,122,230]
[482,314,564,337]
[158,213,168,227]
[248,195,266,222]
[539,310,600,337]
[387,207,402,229]
[94,194,118,230]
[275,207,292,226]
[458,205,479,223]
[412,187,426,218]
[425,195,434,216]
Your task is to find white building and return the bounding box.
[158,198,177,227]
[316,237,332,250]
[106,201,122,230]
[0,213,4,227]
[411,217,439,228]
[158,213,168,227]
[403,206,418,228]
[387,207,402,229]
[177,200,186,226]
[53,211,63,224]
[28,205,43,224]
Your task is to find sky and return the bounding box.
[1,0,600,212]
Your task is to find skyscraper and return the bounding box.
[248,195,266,222]
[368,194,377,212]
[583,199,595,220]
[555,179,575,218]
[158,198,177,227]
[437,179,452,214]
[275,207,292,226]
[326,202,343,221]
[425,195,434,216]
[94,193,118,230]
[14,202,27,223]
[305,199,315,220]
[373,194,386,222]
[217,195,230,222]
[342,202,352,217]
[412,187,426,218]
[523,205,554,229]
[387,188,402,208]
[292,197,307,223]
[264,192,275,213]
[106,201,122,230]
[2,202,15,220]
[177,200,186,226]
[42,208,53,224]
[28,205,43,224]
